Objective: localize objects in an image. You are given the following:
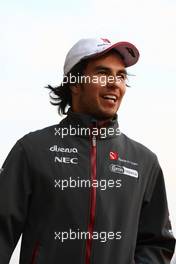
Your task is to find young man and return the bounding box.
[0,38,175,263]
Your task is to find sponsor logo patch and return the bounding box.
[50,145,78,153]
[109,164,138,178]
[101,38,111,43]
[55,156,78,165]
[109,151,118,160]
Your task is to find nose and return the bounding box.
[106,75,121,89]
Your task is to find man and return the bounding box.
[0,38,175,263]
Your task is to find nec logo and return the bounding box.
[55,156,78,165]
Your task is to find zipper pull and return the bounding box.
[92,135,96,147]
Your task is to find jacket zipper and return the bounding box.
[31,240,40,264]
[85,135,97,264]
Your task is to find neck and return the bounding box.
[69,109,116,128]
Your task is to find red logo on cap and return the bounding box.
[101,38,111,43]
[109,151,118,160]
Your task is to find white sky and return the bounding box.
[0,0,176,262]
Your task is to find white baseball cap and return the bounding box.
[64,38,140,75]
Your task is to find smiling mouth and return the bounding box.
[102,95,118,103]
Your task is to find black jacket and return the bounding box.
[0,111,175,263]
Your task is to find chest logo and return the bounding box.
[109,164,138,178]
[109,151,119,160]
[55,156,78,165]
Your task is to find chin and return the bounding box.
[95,110,117,120]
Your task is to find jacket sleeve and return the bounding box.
[134,159,176,263]
[0,140,32,263]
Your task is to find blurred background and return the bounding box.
[0,0,176,262]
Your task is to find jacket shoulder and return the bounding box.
[18,124,58,146]
[121,133,158,162]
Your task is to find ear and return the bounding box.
[70,84,80,95]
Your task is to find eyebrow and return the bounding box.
[94,65,128,75]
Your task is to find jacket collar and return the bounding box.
[59,109,121,139]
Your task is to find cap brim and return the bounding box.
[85,41,140,67]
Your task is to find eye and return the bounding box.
[97,70,107,75]
[116,73,127,80]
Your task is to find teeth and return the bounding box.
[103,95,117,101]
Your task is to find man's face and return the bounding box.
[71,51,127,120]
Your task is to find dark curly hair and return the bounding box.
[45,59,89,116]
